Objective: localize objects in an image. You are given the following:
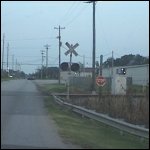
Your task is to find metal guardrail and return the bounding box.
[53,93,146,98]
[52,94,149,139]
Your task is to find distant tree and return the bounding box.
[103,54,149,67]
[47,67,59,79]
[103,57,114,68]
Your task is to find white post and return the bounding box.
[67,79,70,100]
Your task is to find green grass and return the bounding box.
[39,84,149,149]
[44,97,149,149]
[127,85,149,95]
[1,77,12,82]
[41,83,89,94]
[41,83,67,93]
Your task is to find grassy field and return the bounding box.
[1,77,12,82]
[39,83,67,94]
[39,84,149,149]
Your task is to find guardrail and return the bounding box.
[53,93,146,98]
[52,94,149,139]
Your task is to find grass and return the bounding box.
[127,84,149,95]
[39,84,149,149]
[41,83,67,93]
[1,77,12,82]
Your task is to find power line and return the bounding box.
[9,55,58,59]
[58,1,78,24]
[9,47,47,49]
[59,1,82,25]
[5,37,56,42]
[8,44,58,50]
[64,4,89,27]
[15,63,58,66]
[61,45,68,51]
[49,57,59,65]
[96,6,112,54]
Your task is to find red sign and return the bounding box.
[96,76,106,87]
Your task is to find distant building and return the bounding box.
[60,64,149,86]
[102,64,149,85]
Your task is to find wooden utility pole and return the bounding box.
[92,1,96,93]
[44,44,50,78]
[2,33,5,70]
[98,55,103,100]
[41,50,45,79]
[85,1,96,93]
[111,51,114,77]
[7,43,9,76]
[54,25,65,84]
[16,59,17,71]
[12,55,14,70]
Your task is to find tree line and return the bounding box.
[103,54,149,68]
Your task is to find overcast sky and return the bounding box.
[1,1,149,74]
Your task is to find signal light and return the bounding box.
[116,68,126,75]
[60,62,69,71]
[60,62,80,72]
[71,63,80,72]
[121,68,126,75]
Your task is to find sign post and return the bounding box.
[65,42,79,100]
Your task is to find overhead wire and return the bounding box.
[64,4,89,27]
[58,1,78,25]
[59,1,82,26]
[96,4,112,55]
[5,37,56,42]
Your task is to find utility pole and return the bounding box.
[44,44,50,79]
[2,33,5,70]
[7,43,9,76]
[19,63,21,71]
[83,55,85,76]
[54,25,65,84]
[12,55,14,70]
[98,54,103,101]
[85,1,96,93]
[16,59,17,71]
[111,51,114,78]
[41,50,45,79]
[92,1,96,93]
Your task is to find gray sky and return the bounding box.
[1,1,149,74]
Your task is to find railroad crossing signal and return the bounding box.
[60,62,80,72]
[60,62,69,71]
[65,42,79,56]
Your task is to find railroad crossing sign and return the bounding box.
[65,42,79,56]
[96,76,106,87]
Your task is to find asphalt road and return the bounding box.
[1,79,80,149]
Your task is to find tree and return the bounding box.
[103,54,149,68]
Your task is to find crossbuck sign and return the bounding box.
[65,42,79,56]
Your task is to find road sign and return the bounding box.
[65,42,79,56]
[96,76,106,87]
